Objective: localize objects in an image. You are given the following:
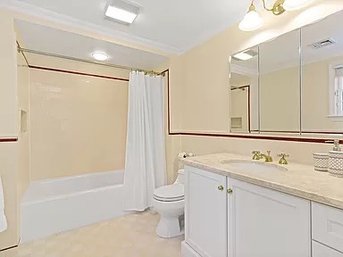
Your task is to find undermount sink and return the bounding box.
[221,160,288,172]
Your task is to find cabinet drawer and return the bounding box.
[312,202,343,253]
[312,241,343,257]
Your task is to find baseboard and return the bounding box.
[181,241,201,257]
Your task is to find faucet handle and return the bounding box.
[252,151,261,160]
[278,153,289,165]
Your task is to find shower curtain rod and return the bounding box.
[17,46,164,75]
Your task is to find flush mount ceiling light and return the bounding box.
[239,0,312,31]
[91,51,109,61]
[105,0,139,24]
[233,49,257,61]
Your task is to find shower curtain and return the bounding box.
[123,71,167,211]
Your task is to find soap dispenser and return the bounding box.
[327,139,343,177]
[326,139,341,151]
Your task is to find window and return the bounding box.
[329,65,343,117]
[333,66,343,116]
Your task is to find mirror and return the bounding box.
[229,10,343,136]
[302,11,343,134]
[229,30,301,134]
[229,46,259,133]
[259,30,301,133]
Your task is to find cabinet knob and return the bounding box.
[227,188,233,194]
[218,185,224,191]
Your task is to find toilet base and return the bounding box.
[156,215,184,238]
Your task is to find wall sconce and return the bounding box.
[239,0,312,31]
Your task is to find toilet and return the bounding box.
[153,169,184,238]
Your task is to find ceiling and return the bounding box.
[15,20,168,70]
[6,0,251,54]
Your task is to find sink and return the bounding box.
[221,160,288,172]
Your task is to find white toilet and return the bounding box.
[153,169,185,238]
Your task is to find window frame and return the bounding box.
[328,62,343,117]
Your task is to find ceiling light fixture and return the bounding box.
[233,49,257,61]
[233,52,254,61]
[91,51,109,61]
[239,3,263,32]
[239,0,312,31]
[105,0,139,24]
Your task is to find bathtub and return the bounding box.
[21,170,125,243]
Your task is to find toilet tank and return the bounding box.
[174,169,185,184]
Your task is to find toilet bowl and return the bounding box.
[153,169,184,238]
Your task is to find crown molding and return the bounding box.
[3,0,182,56]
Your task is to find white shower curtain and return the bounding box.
[123,71,167,211]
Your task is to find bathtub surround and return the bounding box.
[0,177,7,232]
[124,71,167,211]
[29,54,129,180]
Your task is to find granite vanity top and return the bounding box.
[183,153,343,210]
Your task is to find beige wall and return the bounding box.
[303,56,343,131]
[0,11,18,137]
[0,12,30,250]
[165,0,343,181]
[260,66,300,131]
[17,48,30,199]
[29,56,129,180]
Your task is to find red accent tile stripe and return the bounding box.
[28,65,129,82]
[0,138,18,142]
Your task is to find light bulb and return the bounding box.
[283,0,312,11]
[239,4,263,32]
[91,51,109,61]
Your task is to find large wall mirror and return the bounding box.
[229,10,343,137]
[302,11,343,134]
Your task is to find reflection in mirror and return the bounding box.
[229,47,259,133]
[259,30,301,133]
[302,11,343,134]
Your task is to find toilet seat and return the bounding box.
[153,184,184,202]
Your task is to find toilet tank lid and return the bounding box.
[154,184,184,199]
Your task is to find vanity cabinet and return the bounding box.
[184,166,227,257]
[228,178,311,257]
[183,165,343,257]
[312,203,343,253]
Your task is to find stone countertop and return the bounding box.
[182,153,343,210]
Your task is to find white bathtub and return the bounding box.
[21,170,125,243]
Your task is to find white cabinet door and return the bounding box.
[312,202,343,253]
[185,166,227,257]
[228,179,311,257]
[312,241,343,257]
